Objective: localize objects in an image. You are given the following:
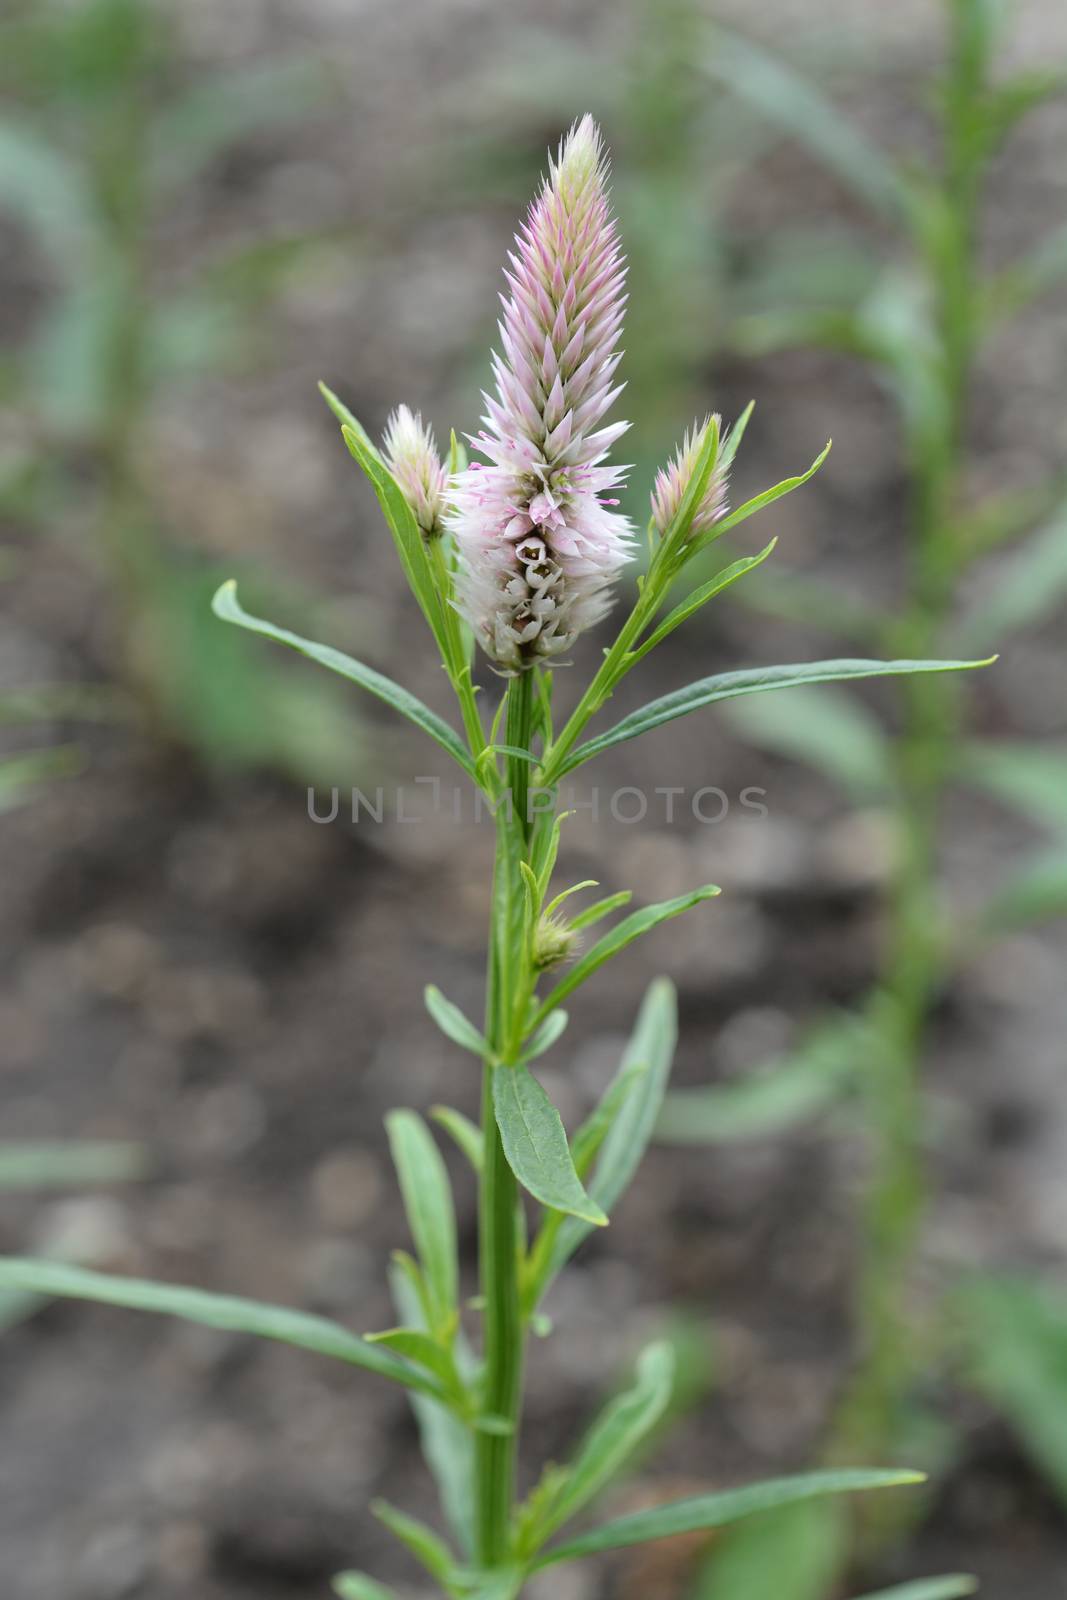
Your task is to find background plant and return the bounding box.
[0,0,367,780]
[646,5,1067,1595]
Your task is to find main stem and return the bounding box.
[476,670,535,1565]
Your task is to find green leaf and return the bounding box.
[390,1264,476,1558]
[851,1579,978,1600]
[567,891,633,933]
[634,542,779,663]
[430,1106,484,1174]
[956,506,1067,648]
[385,1112,458,1338]
[492,1064,607,1226]
[318,382,383,461]
[0,120,97,259]
[539,980,678,1294]
[0,747,83,812]
[695,1498,844,1600]
[979,849,1067,933]
[657,1016,866,1144]
[152,58,329,188]
[370,1499,456,1587]
[522,1010,569,1062]
[425,986,488,1057]
[337,419,455,667]
[963,1274,1067,1501]
[717,401,755,473]
[725,686,892,798]
[705,30,906,219]
[960,740,1067,834]
[211,581,475,778]
[568,1068,644,1183]
[532,1469,924,1569]
[529,1341,675,1548]
[693,442,832,554]
[0,1141,146,1190]
[0,1259,446,1399]
[364,1328,461,1394]
[331,1572,397,1600]
[561,658,993,776]
[529,889,719,1027]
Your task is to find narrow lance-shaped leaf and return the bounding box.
[390,1263,476,1558]
[560,657,995,777]
[320,385,454,662]
[212,582,475,778]
[529,1341,675,1547]
[0,1140,146,1190]
[657,1015,866,1145]
[528,888,719,1030]
[705,30,907,219]
[332,1573,398,1600]
[385,1112,458,1338]
[424,986,488,1057]
[0,1259,447,1399]
[632,541,779,664]
[492,1063,607,1226]
[527,980,678,1309]
[521,1010,569,1062]
[532,1469,925,1569]
[430,1106,484,1174]
[370,1499,456,1588]
[691,441,832,556]
[567,890,632,932]
[724,684,892,799]
[851,1579,978,1600]
[364,1328,461,1394]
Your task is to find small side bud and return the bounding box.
[532,911,581,972]
[651,415,730,541]
[382,404,448,538]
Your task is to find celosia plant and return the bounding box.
[0,117,993,1599]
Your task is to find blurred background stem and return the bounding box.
[831,0,988,1540]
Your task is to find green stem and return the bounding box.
[540,574,660,786]
[476,671,536,1566]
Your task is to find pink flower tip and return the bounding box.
[650,416,730,541]
[382,404,448,538]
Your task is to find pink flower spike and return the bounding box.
[448,115,634,672]
[650,416,730,541]
[382,405,448,539]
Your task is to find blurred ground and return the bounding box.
[1,2,1066,1598]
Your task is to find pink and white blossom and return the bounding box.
[448,116,634,672]
[650,416,730,541]
[382,405,448,538]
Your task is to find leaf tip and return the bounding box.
[211,579,238,619]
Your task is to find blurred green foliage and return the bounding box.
[641,3,1067,1595]
[0,0,364,781]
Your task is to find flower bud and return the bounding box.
[533,911,581,972]
[382,405,448,538]
[650,415,729,541]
